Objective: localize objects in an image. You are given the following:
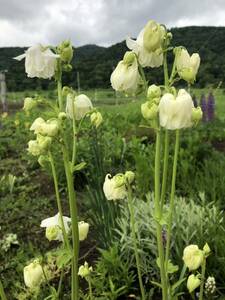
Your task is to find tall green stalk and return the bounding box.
[49,151,70,249]
[199,258,206,300]
[165,130,180,266]
[154,130,168,300]
[160,130,169,210]
[57,64,79,300]
[0,280,7,300]
[127,184,145,300]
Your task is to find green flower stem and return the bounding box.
[154,130,168,300]
[57,67,79,300]
[48,151,70,249]
[199,258,206,300]
[62,145,79,300]
[138,63,148,93]
[127,184,145,300]
[0,280,7,300]
[57,269,64,299]
[160,130,169,210]
[87,277,93,300]
[165,130,180,267]
[71,98,77,167]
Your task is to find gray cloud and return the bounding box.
[0,0,224,47]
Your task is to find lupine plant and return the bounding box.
[106,20,212,300]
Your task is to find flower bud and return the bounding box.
[143,20,165,52]
[203,243,211,256]
[187,274,201,293]
[30,117,45,134]
[78,221,89,241]
[125,171,135,184]
[24,260,44,288]
[147,84,161,100]
[27,140,41,156]
[192,107,203,124]
[58,112,67,120]
[141,101,158,120]
[23,97,37,112]
[90,111,103,128]
[183,245,204,271]
[78,261,93,278]
[46,225,60,241]
[114,174,126,188]
[123,51,136,65]
[58,40,73,63]
[37,135,52,151]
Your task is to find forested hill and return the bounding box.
[0,26,225,91]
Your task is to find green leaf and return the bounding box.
[56,248,72,268]
[172,277,186,292]
[72,162,87,173]
[151,281,162,289]
[167,260,179,274]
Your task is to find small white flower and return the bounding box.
[78,221,89,241]
[24,259,44,288]
[66,94,93,120]
[126,20,165,68]
[187,274,201,293]
[14,44,59,79]
[159,89,194,130]
[40,213,71,242]
[78,261,93,278]
[103,174,127,201]
[176,48,200,83]
[183,245,204,271]
[110,51,141,94]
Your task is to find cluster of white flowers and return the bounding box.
[0,233,19,252]
[205,276,216,295]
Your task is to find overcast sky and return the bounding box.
[0,0,224,47]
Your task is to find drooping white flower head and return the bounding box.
[103,174,127,201]
[90,111,103,128]
[126,20,165,68]
[40,213,71,242]
[187,274,201,293]
[176,48,200,83]
[30,117,59,137]
[78,221,90,241]
[159,89,194,130]
[66,93,93,120]
[183,244,204,271]
[23,97,37,112]
[110,51,141,94]
[24,259,44,288]
[14,44,59,79]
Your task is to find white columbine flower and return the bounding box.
[126,20,165,68]
[183,245,204,271]
[187,274,201,293]
[24,259,44,288]
[66,93,93,120]
[103,174,127,201]
[30,117,59,137]
[176,48,200,83]
[40,213,71,242]
[14,44,59,79]
[110,51,141,94]
[159,89,194,130]
[78,261,93,278]
[78,221,90,241]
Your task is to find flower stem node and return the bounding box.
[147,84,161,100]
[187,274,201,293]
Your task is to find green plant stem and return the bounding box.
[165,130,180,267]
[88,277,93,300]
[57,60,63,111]
[199,258,206,300]
[138,64,148,93]
[127,184,145,300]
[62,145,79,300]
[57,269,64,299]
[154,130,168,300]
[57,69,79,300]
[0,280,7,300]
[49,152,70,249]
[160,130,169,210]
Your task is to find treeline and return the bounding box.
[0,26,225,91]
